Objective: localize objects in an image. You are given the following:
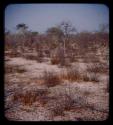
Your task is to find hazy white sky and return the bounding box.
[5,4,109,33]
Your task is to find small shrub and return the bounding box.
[24,54,37,60]
[87,63,108,73]
[90,73,99,82]
[5,65,13,73]
[83,73,91,82]
[37,56,43,63]
[47,94,74,116]
[43,71,61,87]
[12,89,48,106]
[16,68,27,73]
[51,57,60,65]
[74,95,88,106]
[12,91,37,105]
[5,65,27,74]
[64,68,82,82]
[83,90,91,96]
[83,72,99,82]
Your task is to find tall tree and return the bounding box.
[46,26,64,49]
[16,23,28,34]
[16,23,29,52]
[58,21,77,56]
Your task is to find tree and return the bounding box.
[46,26,64,48]
[46,27,63,36]
[16,23,29,52]
[58,21,77,56]
[16,23,28,34]
[31,31,39,36]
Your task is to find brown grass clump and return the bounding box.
[51,57,60,65]
[87,63,108,73]
[60,68,99,83]
[5,65,26,74]
[43,71,61,87]
[82,73,91,82]
[47,94,74,116]
[24,54,37,60]
[90,73,99,82]
[12,89,48,106]
[83,73,99,82]
[12,91,37,106]
[83,90,91,96]
[61,68,82,82]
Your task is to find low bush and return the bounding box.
[61,68,82,82]
[87,63,108,73]
[5,65,26,74]
[12,89,48,106]
[83,72,99,82]
[43,71,61,87]
[51,57,60,65]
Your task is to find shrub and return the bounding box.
[5,65,26,74]
[90,73,99,82]
[82,73,91,82]
[83,72,99,82]
[62,68,82,82]
[51,57,60,65]
[47,94,74,116]
[43,71,61,87]
[87,63,108,73]
[12,91,37,105]
[24,54,37,60]
[12,89,48,106]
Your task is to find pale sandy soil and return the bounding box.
[5,56,109,121]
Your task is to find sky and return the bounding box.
[5,4,109,33]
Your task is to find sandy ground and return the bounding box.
[5,56,109,121]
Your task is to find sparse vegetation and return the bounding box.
[5,18,109,121]
[83,72,99,82]
[5,65,27,74]
[90,73,99,82]
[47,94,75,116]
[43,71,62,87]
[12,89,49,106]
[51,57,60,65]
[87,63,108,74]
[61,68,82,81]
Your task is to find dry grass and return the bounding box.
[60,68,99,82]
[47,94,74,116]
[43,71,62,87]
[12,89,49,106]
[24,54,37,61]
[87,63,108,74]
[50,55,70,67]
[83,90,91,96]
[82,73,91,82]
[6,50,21,58]
[61,68,82,82]
[51,57,60,65]
[90,73,99,82]
[37,56,43,63]
[5,65,27,74]
[83,73,99,82]
[12,91,37,106]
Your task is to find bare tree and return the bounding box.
[16,23,29,52]
[58,21,77,57]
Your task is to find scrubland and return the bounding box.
[5,30,109,121]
